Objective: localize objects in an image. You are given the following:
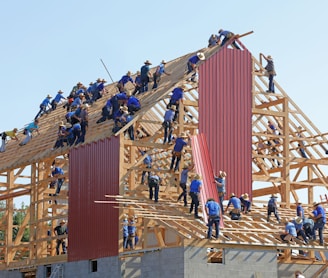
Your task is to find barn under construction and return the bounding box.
[0,32,327,278]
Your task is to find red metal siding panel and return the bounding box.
[68,137,120,262]
[199,43,253,200]
[192,134,224,227]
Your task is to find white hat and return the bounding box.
[197,52,205,61]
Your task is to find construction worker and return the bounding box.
[54,220,68,255]
[267,194,281,223]
[205,198,221,239]
[0,128,19,152]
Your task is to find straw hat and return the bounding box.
[295,217,303,224]
[161,60,167,64]
[58,90,63,94]
[169,105,176,111]
[144,60,152,65]
[230,193,235,198]
[242,193,249,200]
[179,132,188,138]
[47,94,52,98]
[82,104,89,109]
[313,201,320,207]
[60,220,66,224]
[65,123,72,129]
[96,78,102,82]
[180,84,188,91]
[194,174,201,180]
[219,170,227,177]
[267,55,273,60]
[58,121,65,127]
[197,52,205,61]
[183,162,191,169]
[127,71,132,76]
[121,106,129,112]
[296,200,302,204]
[271,194,278,198]
[136,71,141,75]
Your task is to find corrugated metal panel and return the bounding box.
[192,133,224,227]
[68,136,120,262]
[199,42,253,200]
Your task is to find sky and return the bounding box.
[1,1,328,204]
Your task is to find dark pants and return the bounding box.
[149,184,159,202]
[163,121,173,143]
[35,104,47,120]
[170,151,181,171]
[189,192,200,218]
[97,106,111,123]
[268,74,275,93]
[140,76,149,93]
[152,73,161,89]
[55,178,64,195]
[207,216,220,239]
[177,183,187,206]
[141,165,151,184]
[56,239,67,255]
[313,218,325,244]
[267,206,280,223]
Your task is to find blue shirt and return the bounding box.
[296,205,304,219]
[134,75,142,85]
[215,177,225,193]
[227,197,241,210]
[164,109,175,121]
[52,167,64,176]
[140,151,152,166]
[188,55,200,65]
[190,179,202,193]
[173,137,188,152]
[155,63,165,75]
[116,92,128,101]
[26,122,39,133]
[119,75,134,85]
[40,98,51,106]
[218,30,231,40]
[285,222,297,237]
[97,82,105,91]
[71,97,82,107]
[123,220,129,237]
[127,96,140,108]
[140,65,150,77]
[53,93,65,103]
[73,123,81,130]
[208,34,219,46]
[314,205,326,223]
[180,168,189,184]
[128,221,136,234]
[170,87,184,103]
[206,200,220,216]
[105,99,112,108]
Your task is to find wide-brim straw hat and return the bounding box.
[197,52,205,61]
[219,170,227,177]
[65,123,72,129]
[60,220,66,224]
[47,94,52,98]
[194,174,201,180]
[296,200,302,204]
[161,60,167,64]
[271,194,278,198]
[180,132,188,138]
[230,193,235,198]
[313,201,320,207]
[144,60,152,65]
[295,217,302,224]
[242,193,249,200]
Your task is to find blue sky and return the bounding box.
[1,1,327,205]
[1,1,327,131]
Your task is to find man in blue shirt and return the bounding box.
[127,95,141,115]
[225,193,241,220]
[312,202,326,245]
[163,106,176,144]
[152,60,170,89]
[186,52,205,74]
[218,29,240,49]
[215,170,227,214]
[140,149,152,184]
[35,94,52,120]
[177,163,194,206]
[281,218,297,243]
[96,98,112,124]
[132,71,142,95]
[117,71,135,92]
[168,85,188,121]
[140,60,152,93]
[51,166,65,195]
[267,194,281,223]
[19,119,40,146]
[127,217,137,250]
[148,174,160,203]
[296,200,305,221]
[280,218,297,244]
[208,34,219,48]
[205,198,221,239]
[189,174,202,219]
[292,217,308,244]
[51,90,66,111]
[170,132,190,172]
[122,216,129,249]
